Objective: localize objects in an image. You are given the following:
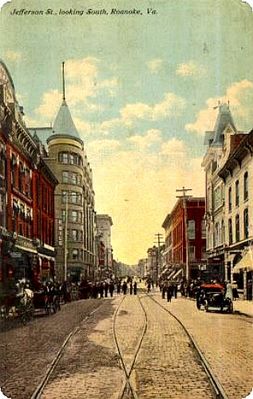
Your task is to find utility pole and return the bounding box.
[154,233,165,284]
[176,187,192,282]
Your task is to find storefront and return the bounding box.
[233,249,253,300]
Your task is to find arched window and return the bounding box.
[221,220,225,243]
[215,222,220,246]
[244,172,248,201]
[235,214,240,242]
[228,219,233,245]
[235,180,239,207]
[244,208,249,239]
[228,187,232,212]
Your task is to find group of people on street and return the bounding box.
[71,278,138,301]
[160,280,178,302]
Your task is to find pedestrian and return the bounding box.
[174,283,178,299]
[130,281,133,295]
[147,281,151,293]
[167,284,172,302]
[104,281,109,297]
[162,282,166,299]
[133,281,137,295]
[117,280,121,295]
[99,282,104,298]
[122,281,127,295]
[109,281,114,297]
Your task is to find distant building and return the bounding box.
[162,197,206,281]
[137,258,147,278]
[146,246,158,282]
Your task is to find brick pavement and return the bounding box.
[41,297,124,399]
[0,299,102,399]
[153,293,253,399]
[1,292,251,399]
[40,294,147,398]
[133,295,215,399]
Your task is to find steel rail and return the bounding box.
[30,304,102,399]
[147,294,229,399]
[113,294,148,399]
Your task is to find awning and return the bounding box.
[167,270,176,280]
[15,245,37,254]
[233,249,253,273]
[172,269,183,280]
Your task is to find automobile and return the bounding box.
[196,283,233,313]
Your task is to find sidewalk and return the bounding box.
[233,299,253,318]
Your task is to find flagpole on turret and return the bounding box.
[62,61,66,101]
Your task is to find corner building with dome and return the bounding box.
[45,97,96,282]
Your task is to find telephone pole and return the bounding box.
[154,233,164,284]
[176,187,192,282]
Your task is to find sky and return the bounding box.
[1,0,253,265]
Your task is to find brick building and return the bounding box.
[162,197,206,281]
[0,60,58,289]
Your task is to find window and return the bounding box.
[228,187,232,212]
[69,192,82,204]
[235,180,239,207]
[62,153,68,164]
[221,220,225,243]
[70,210,78,223]
[62,171,69,183]
[62,191,68,203]
[244,172,248,201]
[201,220,206,239]
[69,154,74,164]
[228,219,233,245]
[215,222,220,246]
[72,249,79,260]
[62,209,66,222]
[235,214,240,242]
[244,208,249,239]
[72,229,78,241]
[189,246,195,261]
[188,220,195,239]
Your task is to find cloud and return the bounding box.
[176,61,206,77]
[5,50,22,62]
[31,57,119,124]
[160,138,187,157]
[185,79,253,135]
[35,89,61,121]
[87,139,121,158]
[120,92,186,125]
[147,58,163,74]
[128,129,162,150]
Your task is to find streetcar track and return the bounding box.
[113,294,148,399]
[147,293,229,399]
[30,304,103,399]
[30,293,231,399]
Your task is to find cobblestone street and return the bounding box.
[0,293,252,399]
